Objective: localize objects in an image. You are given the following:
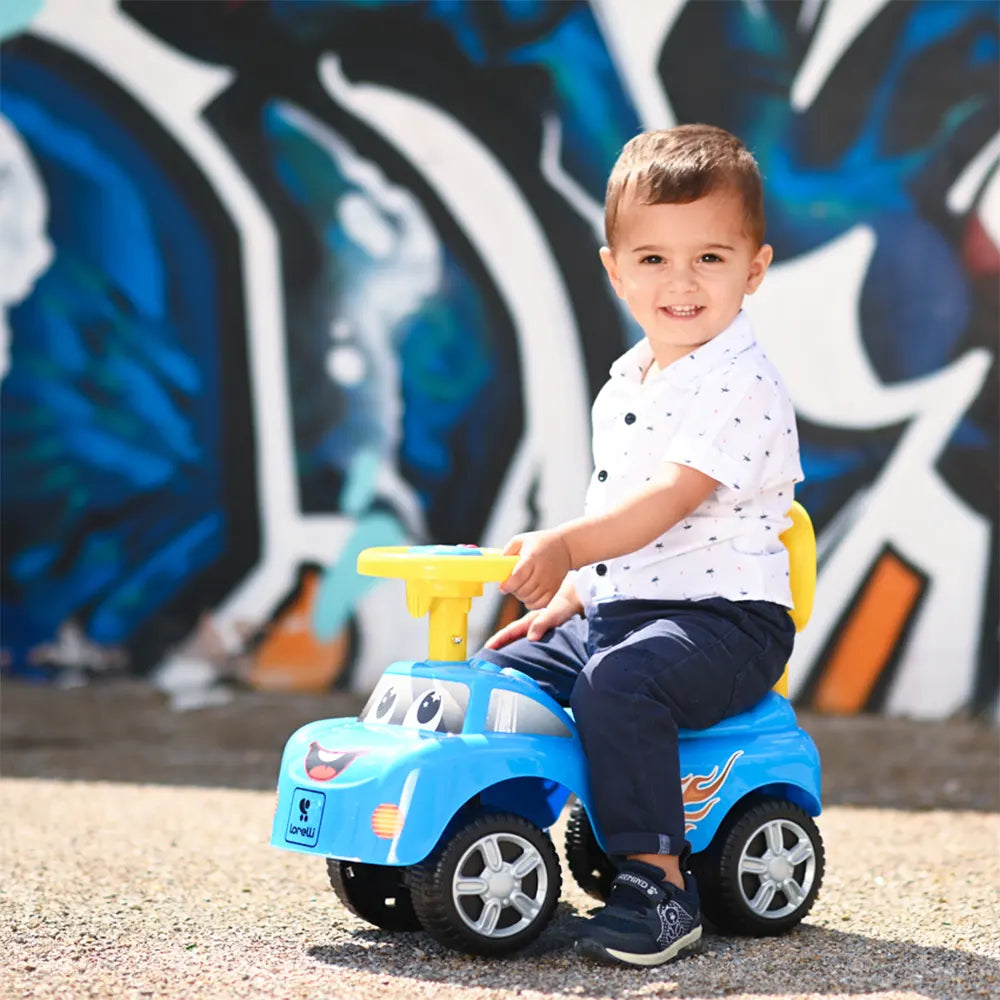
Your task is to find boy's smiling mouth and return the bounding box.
[661,305,704,318]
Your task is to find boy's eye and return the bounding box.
[699,253,723,263]
[639,254,663,265]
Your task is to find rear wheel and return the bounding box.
[327,859,422,931]
[564,799,615,901]
[407,812,562,955]
[692,797,824,936]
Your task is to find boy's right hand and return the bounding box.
[484,582,582,650]
[499,529,573,609]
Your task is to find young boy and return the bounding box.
[477,124,802,966]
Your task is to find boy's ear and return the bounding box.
[599,246,624,298]
[745,243,773,294]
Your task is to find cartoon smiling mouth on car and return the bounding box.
[304,744,364,782]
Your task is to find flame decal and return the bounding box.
[681,750,743,833]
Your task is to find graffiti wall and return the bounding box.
[1,0,996,719]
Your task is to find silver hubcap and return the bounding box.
[452,832,548,938]
[738,817,817,919]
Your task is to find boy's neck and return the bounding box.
[645,336,711,375]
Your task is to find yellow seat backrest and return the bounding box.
[773,501,816,696]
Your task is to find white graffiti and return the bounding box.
[0,113,53,379]
[271,99,435,540]
[318,55,592,537]
[790,0,895,111]
[318,54,593,661]
[748,229,992,716]
[589,0,684,130]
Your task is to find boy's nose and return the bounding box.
[664,266,697,292]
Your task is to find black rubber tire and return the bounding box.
[407,812,562,955]
[327,859,422,932]
[564,799,615,901]
[691,797,825,936]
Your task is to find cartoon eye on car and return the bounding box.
[271,514,824,956]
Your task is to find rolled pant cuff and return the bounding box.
[604,831,686,858]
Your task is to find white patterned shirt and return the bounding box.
[575,311,803,609]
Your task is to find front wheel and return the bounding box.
[407,812,562,955]
[692,797,824,936]
[327,859,422,931]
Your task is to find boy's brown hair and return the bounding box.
[604,124,766,248]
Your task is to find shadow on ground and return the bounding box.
[304,918,998,999]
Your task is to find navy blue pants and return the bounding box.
[476,598,794,858]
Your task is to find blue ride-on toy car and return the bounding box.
[270,504,824,956]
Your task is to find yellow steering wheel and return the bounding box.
[357,546,517,661]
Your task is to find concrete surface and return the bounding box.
[1,679,998,1000]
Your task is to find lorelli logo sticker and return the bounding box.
[285,787,325,847]
[682,750,743,832]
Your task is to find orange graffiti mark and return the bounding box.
[813,547,925,714]
[681,750,743,833]
[249,567,352,693]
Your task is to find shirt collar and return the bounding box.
[609,311,757,388]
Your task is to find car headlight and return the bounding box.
[371,803,402,839]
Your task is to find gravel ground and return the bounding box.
[1,679,998,1000]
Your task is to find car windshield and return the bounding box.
[485,689,571,737]
[359,675,470,735]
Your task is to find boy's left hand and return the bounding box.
[499,530,573,609]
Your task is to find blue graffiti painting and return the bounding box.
[1,0,996,712]
[1,37,256,675]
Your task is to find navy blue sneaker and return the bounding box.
[575,860,702,967]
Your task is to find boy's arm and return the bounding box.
[501,463,719,608]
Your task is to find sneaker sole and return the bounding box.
[575,926,703,967]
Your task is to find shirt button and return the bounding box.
[597,470,608,482]
[595,564,608,576]
[624,412,636,425]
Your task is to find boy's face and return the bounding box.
[600,188,772,367]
